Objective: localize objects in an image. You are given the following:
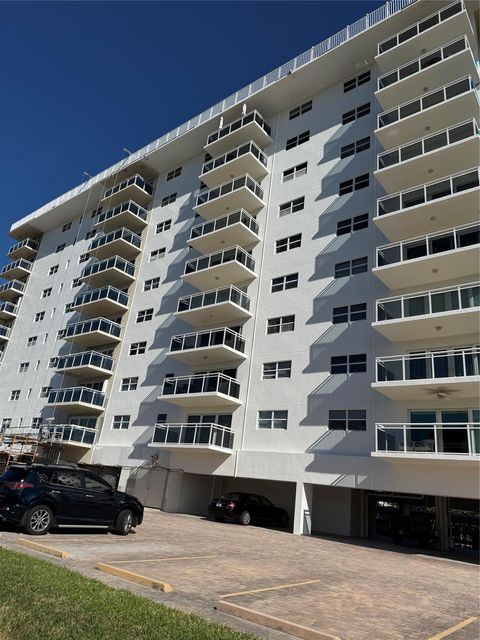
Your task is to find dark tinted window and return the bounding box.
[1,468,30,481]
[84,473,112,492]
[50,469,83,488]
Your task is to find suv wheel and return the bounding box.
[23,505,53,535]
[113,509,133,536]
[239,510,251,526]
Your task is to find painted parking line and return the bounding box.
[428,616,478,640]
[110,555,216,564]
[220,578,322,599]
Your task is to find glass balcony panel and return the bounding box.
[453,170,479,193]
[431,290,459,313]
[426,179,451,201]
[444,38,466,58]
[423,131,447,153]
[405,295,428,317]
[460,285,480,308]
[402,188,425,209]
[420,51,442,70]
[421,88,444,109]
[399,141,422,161]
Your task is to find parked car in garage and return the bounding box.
[0,464,143,535]
[208,492,288,526]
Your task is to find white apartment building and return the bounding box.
[1,0,479,552]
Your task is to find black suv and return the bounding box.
[0,464,143,536]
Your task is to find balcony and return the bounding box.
[89,227,142,260]
[374,282,479,342]
[0,301,18,320]
[183,246,256,291]
[101,174,153,207]
[375,168,479,241]
[376,37,479,110]
[200,141,268,188]
[374,423,479,460]
[374,223,479,289]
[375,76,479,148]
[188,209,260,255]
[205,110,272,155]
[0,259,32,281]
[54,351,115,379]
[1,425,97,449]
[150,423,234,454]
[0,280,25,301]
[372,347,480,400]
[376,120,479,192]
[0,324,11,342]
[47,387,105,414]
[193,175,264,219]
[64,317,122,347]
[176,285,251,327]
[94,200,148,234]
[72,286,129,316]
[376,1,473,72]
[168,327,246,365]
[7,238,39,260]
[80,255,136,288]
[160,373,241,410]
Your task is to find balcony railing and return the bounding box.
[7,237,39,257]
[377,168,479,217]
[55,351,115,373]
[47,386,106,408]
[206,110,271,146]
[376,347,480,382]
[195,175,264,208]
[151,423,234,451]
[376,282,479,322]
[1,425,97,447]
[89,227,142,252]
[103,174,153,200]
[378,37,470,91]
[170,327,245,355]
[0,259,33,277]
[73,285,129,309]
[0,301,18,316]
[201,141,267,175]
[0,325,11,339]
[375,423,479,456]
[64,317,122,340]
[377,76,477,129]
[177,285,251,314]
[189,209,259,243]
[0,280,25,297]
[376,223,479,267]
[162,373,240,400]
[378,1,464,55]
[96,199,147,225]
[184,246,255,276]
[377,120,478,170]
[81,255,135,280]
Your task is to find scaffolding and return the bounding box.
[0,427,67,471]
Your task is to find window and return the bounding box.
[78,253,90,263]
[26,336,37,347]
[121,377,138,391]
[338,174,369,195]
[156,220,172,233]
[71,278,82,288]
[161,193,177,207]
[85,230,96,240]
[271,273,298,293]
[57,329,66,339]
[39,386,51,398]
[334,257,368,278]
[167,167,182,181]
[48,265,59,275]
[340,137,370,158]
[34,311,45,322]
[84,474,112,492]
[267,315,295,334]
[285,130,310,150]
[275,234,301,254]
[282,162,308,183]
[258,410,288,430]
[332,303,367,323]
[48,357,58,368]
[64,303,74,313]
[112,415,130,430]
[336,213,369,235]
[144,277,160,292]
[342,103,371,124]
[62,222,72,232]
[262,361,292,379]
[55,244,65,253]
[9,390,20,401]
[330,354,367,374]
[91,206,102,219]
[329,409,367,430]
[129,341,147,355]
[150,248,166,262]
[156,413,168,424]
[1,418,12,429]
[136,309,153,323]
[31,417,43,428]
[343,70,371,93]
[18,362,29,373]
[42,288,52,298]
[289,100,312,120]
[279,196,305,217]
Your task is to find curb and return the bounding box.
[95,562,173,592]
[17,538,71,559]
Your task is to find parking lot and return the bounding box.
[0,508,478,640]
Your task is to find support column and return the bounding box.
[117,467,131,492]
[293,482,313,535]
[435,496,450,551]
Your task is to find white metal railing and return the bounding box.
[375,422,480,456]
[47,386,105,408]
[151,423,234,450]
[89,227,142,251]
[184,246,255,276]
[177,285,251,314]
[102,174,153,200]
[81,255,135,280]
[73,285,129,309]
[206,110,271,146]
[95,199,148,226]
[190,209,259,242]
[0,259,33,276]
[0,301,18,315]
[202,141,268,175]
[0,280,25,295]
[376,281,479,322]
[377,119,479,170]
[0,325,11,339]
[170,327,245,355]
[196,174,264,208]
[64,317,122,340]
[162,373,240,400]
[7,238,39,256]
[55,351,115,373]
[1,425,96,446]
[375,346,480,382]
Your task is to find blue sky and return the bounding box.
[0,0,382,255]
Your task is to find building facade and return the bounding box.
[1,0,479,550]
